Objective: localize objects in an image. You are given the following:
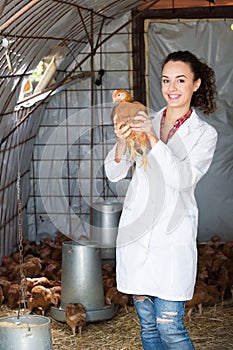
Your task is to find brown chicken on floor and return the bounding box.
[0,278,11,301]
[66,302,86,336]
[23,277,52,292]
[11,257,42,280]
[186,280,207,320]
[112,89,150,170]
[1,255,15,268]
[7,283,21,309]
[27,285,57,315]
[41,262,61,280]
[105,286,130,314]
[102,263,116,292]
[216,265,231,302]
[0,285,4,306]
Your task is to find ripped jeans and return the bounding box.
[133,296,194,350]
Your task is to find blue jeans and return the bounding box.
[133,296,194,350]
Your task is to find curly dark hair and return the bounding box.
[162,51,217,114]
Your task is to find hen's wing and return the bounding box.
[112,101,147,123]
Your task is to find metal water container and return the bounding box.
[91,202,122,262]
[0,315,52,350]
[51,241,114,323]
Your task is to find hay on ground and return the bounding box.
[0,301,233,350]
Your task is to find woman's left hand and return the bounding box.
[130,111,159,146]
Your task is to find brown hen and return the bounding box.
[11,257,42,279]
[7,283,21,309]
[105,286,129,314]
[66,302,86,336]
[0,278,11,300]
[23,277,52,292]
[27,285,57,315]
[112,89,150,170]
[0,285,4,306]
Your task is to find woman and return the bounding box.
[104,51,218,349]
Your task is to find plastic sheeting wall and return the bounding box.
[27,13,132,242]
[146,19,233,241]
[0,106,43,258]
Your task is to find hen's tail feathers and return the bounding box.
[127,140,141,162]
[139,146,151,171]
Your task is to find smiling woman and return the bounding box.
[159,51,217,144]
[105,50,218,350]
[161,63,200,117]
[161,51,217,116]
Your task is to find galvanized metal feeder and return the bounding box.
[51,241,115,322]
[0,315,52,350]
[91,201,123,265]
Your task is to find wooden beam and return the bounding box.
[131,13,146,105]
[139,6,233,19]
[0,0,42,33]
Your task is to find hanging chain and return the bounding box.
[12,1,30,328]
[16,111,24,275]
[16,171,24,271]
[15,110,28,321]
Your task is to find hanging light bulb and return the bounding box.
[2,37,9,48]
[1,37,13,72]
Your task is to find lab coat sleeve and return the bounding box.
[150,124,218,190]
[104,143,132,182]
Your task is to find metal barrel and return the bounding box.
[60,241,105,310]
[0,315,52,350]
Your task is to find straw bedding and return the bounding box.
[1,300,233,349]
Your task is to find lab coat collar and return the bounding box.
[176,110,203,137]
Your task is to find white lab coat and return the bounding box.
[104,108,217,301]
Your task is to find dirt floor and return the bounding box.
[1,300,233,349]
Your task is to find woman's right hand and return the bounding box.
[113,114,131,142]
[113,114,130,162]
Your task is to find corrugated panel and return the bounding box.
[0,105,44,258]
[0,1,142,64]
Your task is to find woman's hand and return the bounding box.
[130,111,159,147]
[113,114,131,142]
[113,114,129,162]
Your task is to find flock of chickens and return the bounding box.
[0,232,233,336]
[186,235,233,318]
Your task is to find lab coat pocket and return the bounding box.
[171,244,197,294]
